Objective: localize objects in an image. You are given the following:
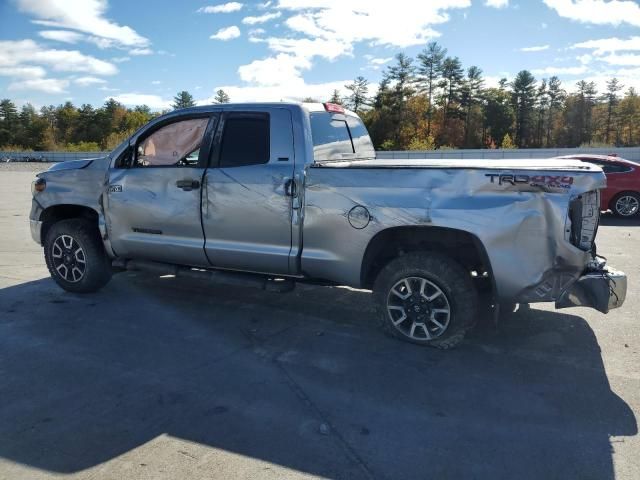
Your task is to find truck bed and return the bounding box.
[312,158,600,172]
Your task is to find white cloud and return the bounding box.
[109,93,171,109]
[248,28,266,41]
[198,2,243,13]
[520,44,550,52]
[111,56,131,63]
[129,48,154,55]
[221,1,470,107]
[370,57,393,65]
[239,0,470,85]
[0,39,118,76]
[0,65,47,78]
[16,0,150,48]
[210,26,241,40]
[38,29,84,43]
[151,80,162,85]
[532,65,588,75]
[199,79,352,103]
[485,0,508,8]
[571,36,640,55]
[600,53,640,66]
[74,76,107,86]
[576,54,592,64]
[238,53,312,85]
[8,77,70,94]
[543,0,640,27]
[242,12,281,24]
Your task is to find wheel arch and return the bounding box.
[40,204,100,243]
[360,225,496,298]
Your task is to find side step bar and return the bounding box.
[113,259,296,293]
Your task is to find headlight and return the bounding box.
[31,177,46,195]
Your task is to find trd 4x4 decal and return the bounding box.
[485,173,574,190]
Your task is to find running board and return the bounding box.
[113,259,296,292]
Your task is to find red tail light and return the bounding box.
[324,102,345,114]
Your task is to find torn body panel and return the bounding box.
[302,161,606,304]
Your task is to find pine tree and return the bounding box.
[385,53,416,146]
[511,70,537,147]
[460,66,483,147]
[344,76,369,112]
[575,80,598,145]
[214,89,230,104]
[603,78,623,145]
[0,99,19,147]
[546,76,564,147]
[328,89,343,105]
[172,91,196,110]
[534,79,548,147]
[417,42,446,136]
[439,56,464,142]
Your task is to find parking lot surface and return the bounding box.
[1,166,638,480]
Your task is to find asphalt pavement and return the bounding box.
[1,166,638,479]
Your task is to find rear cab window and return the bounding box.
[310,112,375,161]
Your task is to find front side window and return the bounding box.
[219,114,270,167]
[137,118,208,167]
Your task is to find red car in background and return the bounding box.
[556,154,640,218]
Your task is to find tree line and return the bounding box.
[337,43,638,150]
[1,41,639,152]
[0,89,230,152]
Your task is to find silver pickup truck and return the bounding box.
[29,102,627,348]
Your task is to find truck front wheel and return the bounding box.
[44,218,112,293]
[373,252,477,349]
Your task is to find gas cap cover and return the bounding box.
[348,205,371,229]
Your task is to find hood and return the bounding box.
[313,157,601,172]
[46,158,96,172]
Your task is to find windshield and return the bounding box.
[310,112,375,161]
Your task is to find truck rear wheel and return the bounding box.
[44,218,112,293]
[373,252,477,349]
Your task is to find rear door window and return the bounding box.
[219,114,270,167]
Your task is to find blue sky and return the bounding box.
[1,0,640,110]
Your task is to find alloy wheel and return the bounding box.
[51,234,86,283]
[386,276,451,340]
[615,195,639,217]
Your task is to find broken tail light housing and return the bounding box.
[324,102,345,114]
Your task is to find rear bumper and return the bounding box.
[30,219,43,245]
[556,265,626,313]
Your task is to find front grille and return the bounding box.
[568,190,600,251]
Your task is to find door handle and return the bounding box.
[284,178,297,197]
[176,179,200,191]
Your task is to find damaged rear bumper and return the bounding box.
[556,264,627,314]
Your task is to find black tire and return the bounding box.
[611,192,640,218]
[373,252,477,349]
[44,218,112,293]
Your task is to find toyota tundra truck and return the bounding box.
[29,102,627,348]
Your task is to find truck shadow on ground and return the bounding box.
[0,273,636,479]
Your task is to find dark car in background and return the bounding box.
[557,154,640,218]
